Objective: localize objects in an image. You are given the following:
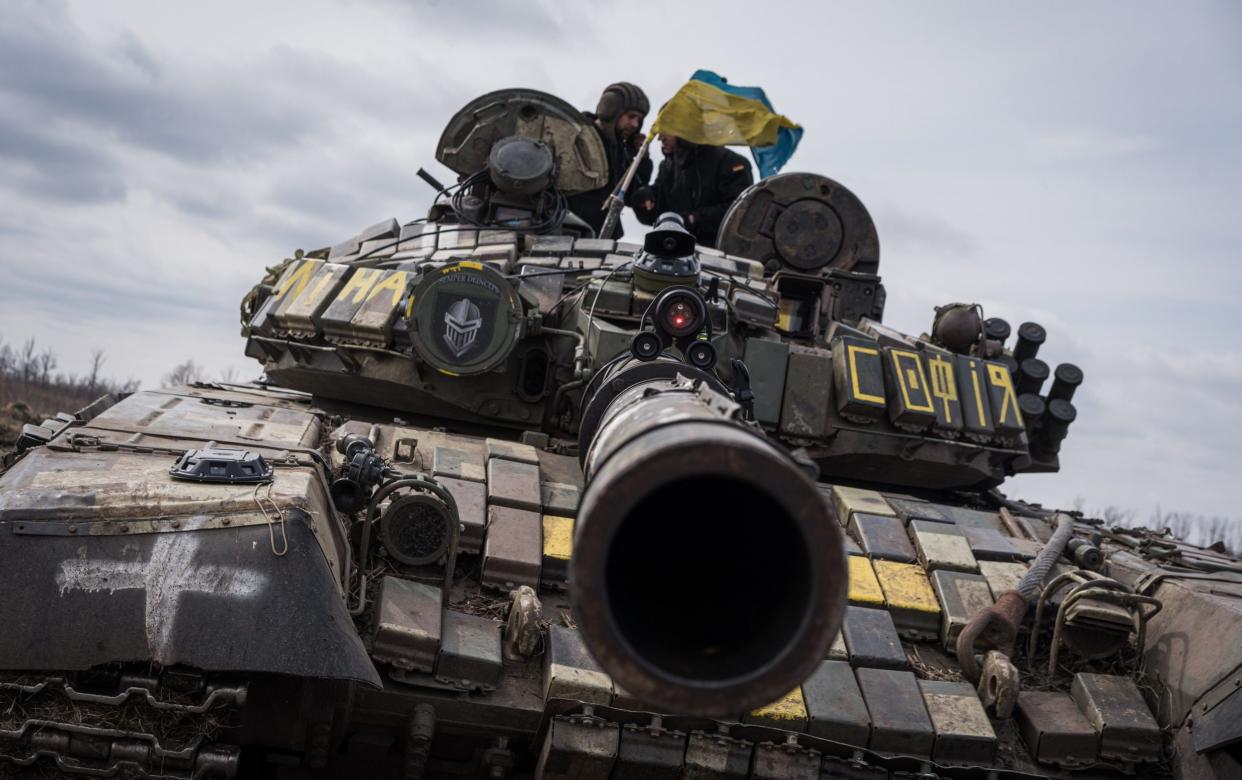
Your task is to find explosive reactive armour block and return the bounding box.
[872,561,940,640]
[1015,691,1097,767]
[850,512,917,562]
[802,660,871,746]
[530,235,575,255]
[682,730,752,779]
[887,497,953,525]
[978,560,1029,598]
[938,505,1007,532]
[910,520,979,573]
[614,721,687,779]
[481,506,541,591]
[541,481,580,517]
[485,437,539,464]
[535,713,619,780]
[436,475,485,554]
[842,606,907,670]
[545,624,613,705]
[833,485,896,520]
[541,514,573,590]
[435,610,502,691]
[780,345,835,440]
[962,526,1030,561]
[573,237,616,256]
[1071,673,1162,762]
[371,576,442,672]
[743,336,789,425]
[856,668,934,756]
[930,570,995,652]
[833,336,887,422]
[746,688,808,732]
[882,346,937,431]
[486,457,541,511]
[918,680,997,764]
[432,445,485,482]
[847,557,886,608]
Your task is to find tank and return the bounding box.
[2,87,1240,779]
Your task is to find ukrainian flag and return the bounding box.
[651,70,803,178]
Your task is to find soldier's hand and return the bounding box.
[686,212,697,226]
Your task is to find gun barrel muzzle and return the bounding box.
[572,370,846,716]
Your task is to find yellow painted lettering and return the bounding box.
[927,354,958,423]
[847,344,886,404]
[302,271,337,307]
[338,268,382,304]
[890,350,934,413]
[968,361,988,425]
[366,271,409,307]
[987,363,1023,427]
[274,260,317,301]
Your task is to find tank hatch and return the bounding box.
[436,88,609,195]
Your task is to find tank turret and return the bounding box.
[3,87,1235,780]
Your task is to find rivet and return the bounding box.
[171,519,181,529]
[68,525,78,534]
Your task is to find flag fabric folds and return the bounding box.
[650,69,803,178]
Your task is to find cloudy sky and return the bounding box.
[1,0,1239,522]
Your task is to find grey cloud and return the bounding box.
[0,114,125,203]
[357,0,588,41]
[875,206,979,261]
[0,2,454,179]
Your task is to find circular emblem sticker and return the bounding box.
[409,262,522,375]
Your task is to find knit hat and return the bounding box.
[595,82,650,122]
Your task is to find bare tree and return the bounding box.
[87,349,105,393]
[0,335,12,375]
[163,360,205,386]
[36,349,56,385]
[18,339,36,383]
[218,365,238,383]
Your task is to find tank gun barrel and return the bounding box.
[571,360,848,716]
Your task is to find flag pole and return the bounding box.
[599,134,653,239]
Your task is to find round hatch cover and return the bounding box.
[409,262,523,375]
[716,173,879,275]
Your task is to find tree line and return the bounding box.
[0,334,139,413]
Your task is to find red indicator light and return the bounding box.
[666,300,694,332]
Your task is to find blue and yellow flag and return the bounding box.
[651,70,803,178]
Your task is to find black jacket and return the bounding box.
[634,144,754,248]
[566,113,653,240]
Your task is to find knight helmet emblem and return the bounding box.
[443,297,483,358]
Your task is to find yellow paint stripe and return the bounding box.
[542,515,574,561]
[873,560,941,615]
[750,687,807,722]
[848,556,886,607]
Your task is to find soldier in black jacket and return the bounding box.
[566,82,653,240]
[633,134,754,248]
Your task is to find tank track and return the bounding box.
[0,670,245,778]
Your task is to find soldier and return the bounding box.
[634,134,754,249]
[566,82,653,239]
